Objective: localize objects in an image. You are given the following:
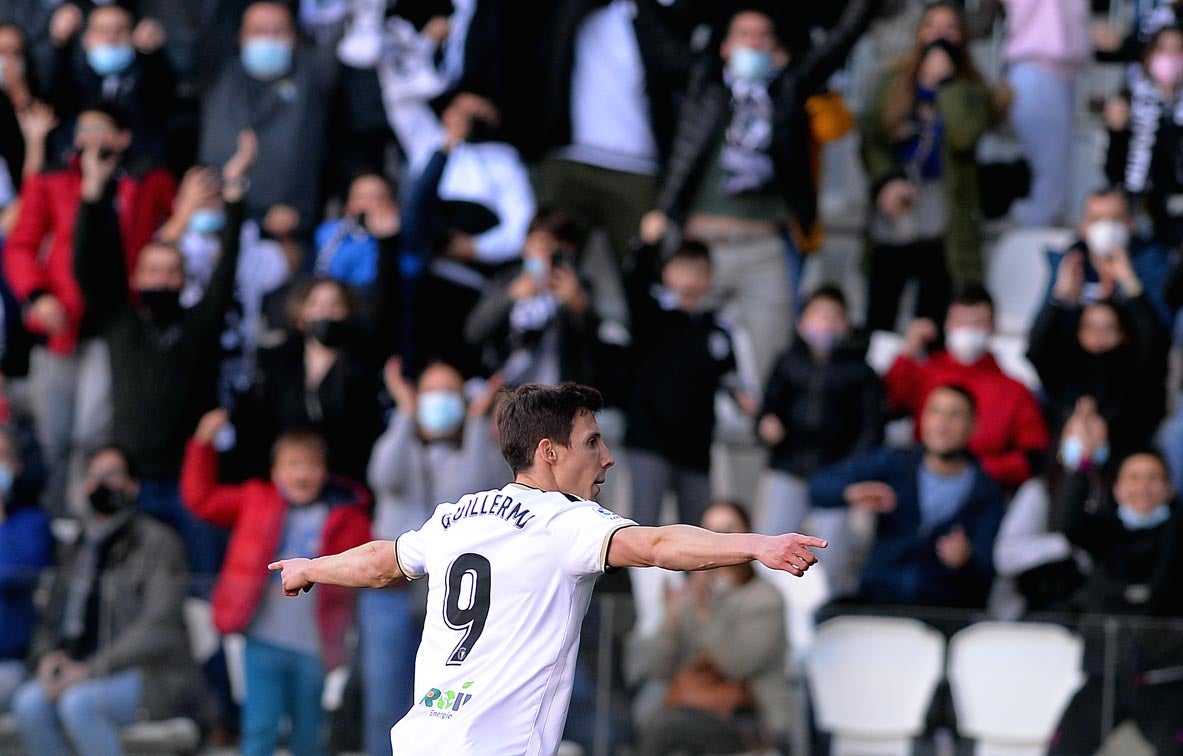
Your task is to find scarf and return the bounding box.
[60,508,136,653]
[1125,68,1183,193]
[720,74,776,195]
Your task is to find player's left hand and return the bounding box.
[758,533,826,577]
[268,558,315,596]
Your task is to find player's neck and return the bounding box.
[514,470,559,493]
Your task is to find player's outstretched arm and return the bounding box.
[607,525,826,577]
[269,540,405,595]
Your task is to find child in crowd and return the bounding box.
[181,410,371,756]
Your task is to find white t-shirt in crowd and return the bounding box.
[390,482,635,755]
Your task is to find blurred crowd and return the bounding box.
[0,0,1182,754]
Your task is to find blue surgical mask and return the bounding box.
[417,391,465,437]
[728,47,774,84]
[87,44,135,76]
[188,208,226,235]
[1117,502,1172,530]
[1060,436,1085,471]
[0,463,14,498]
[241,37,292,81]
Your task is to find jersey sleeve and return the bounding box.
[395,505,447,580]
[550,503,637,578]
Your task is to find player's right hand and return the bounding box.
[758,533,827,577]
[268,558,315,596]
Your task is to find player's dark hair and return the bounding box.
[270,426,328,467]
[497,383,604,474]
[929,383,977,417]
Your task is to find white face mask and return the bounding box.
[945,327,990,365]
[1084,218,1130,258]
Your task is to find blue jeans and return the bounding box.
[242,638,325,756]
[138,476,228,583]
[359,587,421,756]
[1008,62,1075,227]
[12,670,142,756]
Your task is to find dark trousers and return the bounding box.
[1050,677,1183,756]
[636,707,763,756]
[865,239,952,333]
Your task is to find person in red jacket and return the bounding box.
[182,408,371,756]
[4,101,174,517]
[884,285,1050,489]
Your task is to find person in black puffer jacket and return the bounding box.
[755,285,883,594]
[1048,450,1183,756]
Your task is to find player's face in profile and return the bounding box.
[554,410,614,500]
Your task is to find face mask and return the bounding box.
[728,47,774,84]
[307,318,350,348]
[1117,502,1172,530]
[1059,436,1104,471]
[188,208,226,235]
[241,37,293,81]
[87,44,135,76]
[417,390,465,437]
[523,257,547,279]
[0,464,14,498]
[945,327,990,365]
[1149,53,1183,89]
[466,117,498,143]
[89,485,132,516]
[139,288,183,321]
[1084,218,1130,257]
[800,326,839,355]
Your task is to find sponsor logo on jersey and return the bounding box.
[442,492,535,530]
[420,681,475,720]
[594,506,622,521]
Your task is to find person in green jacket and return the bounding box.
[860,1,995,333]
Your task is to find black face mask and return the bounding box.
[307,318,351,348]
[139,288,182,321]
[466,117,499,143]
[89,485,133,516]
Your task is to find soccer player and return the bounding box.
[269,383,825,755]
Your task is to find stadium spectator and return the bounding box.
[183,411,371,756]
[362,358,505,756]
[1002,0,1090,227]
[198,0,335,233]
[465,209,601,388]
[756,284,882,594]
[1048,449,1183,756]
[647,0,879,379]
[1105,24,1183,247]
[44,4,176,163]
[1028,245,1169,459]
[0,425,52,711]
[885,286,1050,490]
[381,85,534,375]
[73,129,255,576]
[812,385,1005,609]
[532,0,692,266]
[313,171,398,292]
[989,397,1106,620]
[4,102,175,516]
[624,239,743,527]
[12,444,199,756]
[235,273,388,484]
[632,501,793,756]
[861,1,994,332]
[0,22,43,212]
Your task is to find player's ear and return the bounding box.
[537,438,555,465]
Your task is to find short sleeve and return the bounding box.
[550,504,637,577]
[395,507,445,580]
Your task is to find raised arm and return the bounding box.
[269,539,405,594]
[607,524,825,577]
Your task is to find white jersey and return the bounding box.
[390,482,636,755]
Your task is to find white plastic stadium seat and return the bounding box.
[806,616,945,756]
[985,228,1074,336]
[947,622,1086,756]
